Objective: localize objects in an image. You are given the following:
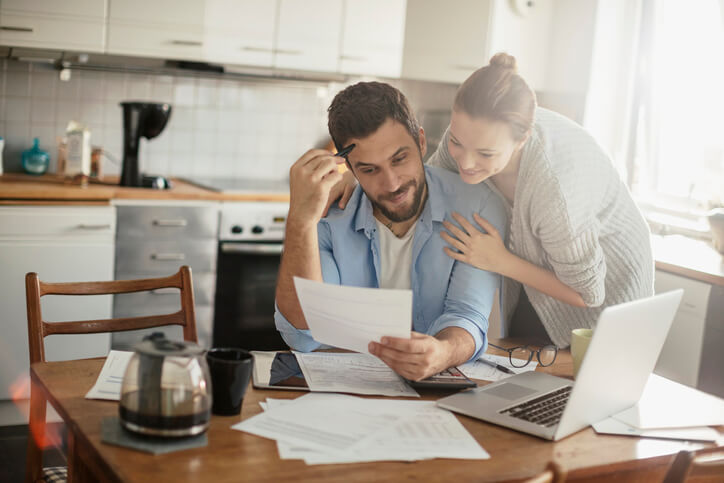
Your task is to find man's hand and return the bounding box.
[288,149,345,227]
[323,169,358,216]
[368,332,454,381]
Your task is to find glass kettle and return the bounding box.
[119,333,212,437]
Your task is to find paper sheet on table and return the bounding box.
[612,374,724,429]
[294,352,419,397]
[593,417,720,442]
[459,353,538,381]
[85,350,134,400]
[233,393,402,454]
[243,394,489,464]
[292,277,412,354]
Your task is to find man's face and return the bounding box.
[345,119,427,223]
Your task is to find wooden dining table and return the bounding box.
[31,340,721,482]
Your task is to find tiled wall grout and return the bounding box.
[0,59,457,180]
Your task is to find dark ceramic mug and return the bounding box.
[206,348,254,416]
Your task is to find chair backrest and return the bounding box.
[25,265,198,364]
[663,447,724,483]
[525,461,567,483]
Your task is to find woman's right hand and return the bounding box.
[323,169,357,216]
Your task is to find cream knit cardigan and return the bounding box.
[428,108,654,347]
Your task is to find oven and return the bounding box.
[213,201,290,351]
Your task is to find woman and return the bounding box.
[332,53,654,347]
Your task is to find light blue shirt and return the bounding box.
[274,166,507,362]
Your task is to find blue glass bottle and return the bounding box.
[22,137,50,175]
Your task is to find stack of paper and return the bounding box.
[233,393,489,464]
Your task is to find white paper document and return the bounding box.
[459,353,538,382]
[612,374,724,429]
[593,417,720,442]
[235,393,489,465]
[294,352,419,397]
[292,277,412,354]
[85,350,134,400]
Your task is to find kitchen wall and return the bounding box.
[0,59,457,180]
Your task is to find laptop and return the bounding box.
[437,290,684,441]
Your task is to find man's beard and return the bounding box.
[367,172,427,223]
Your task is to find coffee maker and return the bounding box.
[120,102,172,189]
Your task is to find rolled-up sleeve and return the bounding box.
[273,221,340,351]
[431,192,507,361]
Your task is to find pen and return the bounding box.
[480,358,515,375]
[335,143,356,159]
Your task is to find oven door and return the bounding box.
[213,241,288,351]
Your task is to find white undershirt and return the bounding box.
[374,219,415,290]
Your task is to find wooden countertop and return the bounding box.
[652,234,724,287]
[0,173,289,203]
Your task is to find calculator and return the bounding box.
[404,366,477,390]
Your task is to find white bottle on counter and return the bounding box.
[0,136,4,175]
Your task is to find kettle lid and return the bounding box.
[133,332,204,358]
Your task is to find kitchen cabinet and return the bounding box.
[274,0,342,73]
[0,206,115,401]
[401,0,552,86]
[338,0,407,78]
[107,0,205,61]
[112,201,219,350]
[202,0,277,67]
[653,270,711,389]
[0,0,107,53]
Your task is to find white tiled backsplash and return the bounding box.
[0,59,456,180]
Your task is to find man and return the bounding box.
[274,82,506,381]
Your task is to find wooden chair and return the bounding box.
[662,447,724,483]
[25,266,198,483]
[526,461,567,483]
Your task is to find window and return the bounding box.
[629,0,724,221]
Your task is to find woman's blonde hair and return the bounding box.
[453,53,537,141]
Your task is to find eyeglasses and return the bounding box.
[489,343,558,368]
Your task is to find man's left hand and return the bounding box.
[369,332,452,381]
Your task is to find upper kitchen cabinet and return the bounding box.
[0,0,107,53]
[338,0,407,78]
[202,0,277,67]
[402,0,494,84]
[274,0,342,73]
[401,0,552,86]
[107,0,206,60]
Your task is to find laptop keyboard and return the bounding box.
[499,386,573,427]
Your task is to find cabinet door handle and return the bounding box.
[0,26,34,32]
[275,48,302,55]
[451,64,479,71]
[340,55,367,61]
[170,39,202,46]
[76,223,112,230]
[241,46,274,52]
[151,253,186,261]
[152,219,188,227]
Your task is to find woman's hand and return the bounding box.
[323,169,358,216]
[441,212,511,274]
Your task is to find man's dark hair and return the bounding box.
[327,81,420,151]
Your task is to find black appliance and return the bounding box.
[213,201,290,351]
[120,102,172,188]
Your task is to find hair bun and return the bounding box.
[489,52,518,73]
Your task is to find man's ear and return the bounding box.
[418,127,427,158]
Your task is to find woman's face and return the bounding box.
[448,110,522,184]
